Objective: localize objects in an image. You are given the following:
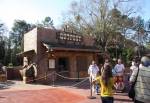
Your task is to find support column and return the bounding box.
[69,54,77,78]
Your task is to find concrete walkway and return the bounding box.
[0,80,133,103]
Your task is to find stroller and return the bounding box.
[112,68,125,92]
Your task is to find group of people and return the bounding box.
[88,58,125,103]
[88,56,150,103]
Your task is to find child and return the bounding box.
[94,65,114,103]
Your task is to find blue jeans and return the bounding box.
[95,84,100,93]
[101,97,114,103]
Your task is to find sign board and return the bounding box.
[49,59,55,69]
[56,31,83,45]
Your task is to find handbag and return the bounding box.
[128,67,139,99]
[128,82,135,99]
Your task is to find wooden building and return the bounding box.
[21,27,101,83]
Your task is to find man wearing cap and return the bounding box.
[130,56,150,103]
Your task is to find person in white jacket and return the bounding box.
[88,60,99,94]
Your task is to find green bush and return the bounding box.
[8,63,13,67]
[122,48,134,65]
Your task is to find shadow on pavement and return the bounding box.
[115,98,133,102]
[114,93,128,96]
[0,80,16,90]
[52,79,90,89]
[0,96,5,98]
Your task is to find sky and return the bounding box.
[0,0,150,30]
[142,0,150,20]
[0,0,76,30]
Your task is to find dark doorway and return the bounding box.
[58,57,69,72]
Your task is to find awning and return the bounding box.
[43,42,101,53]
[17,50,35,57]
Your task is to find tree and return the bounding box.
[9,17,55,66]
[145,19,150,45]
[0,36,5,63]
[3,36,12,65]
[10,20,35,50]
[62,0,138,52]
[0,22,7,64]
[10,20,35,65]
[146,43,150,49]
[127,16,150,57]
[132,16,145,45]
[36,17,55,29]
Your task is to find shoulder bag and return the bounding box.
[128,67,139,100]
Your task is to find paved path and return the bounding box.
[62,87,133,103]
[0,80,133,103]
